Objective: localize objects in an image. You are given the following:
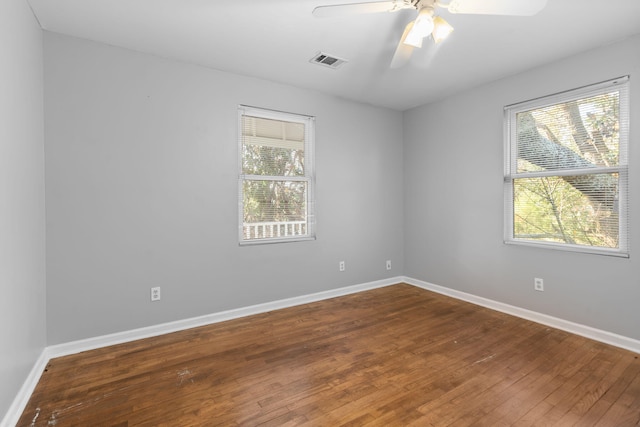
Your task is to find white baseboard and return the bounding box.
[2,277,399,426]
[1,350,49,427]
[46,277,400,359]
[5,275,639,427]
[402,276,640,354]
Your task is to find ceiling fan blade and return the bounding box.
[446,0,547,16]
[313,0,409,18]
[390,21,416,69]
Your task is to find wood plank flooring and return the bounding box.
[17,283,640,426]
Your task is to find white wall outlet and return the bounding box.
[339,261,345,272]
[386,260,392,270]
[151,286,161,301]
[534,278,544,292]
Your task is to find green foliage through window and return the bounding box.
[504,77,629,256]
[238,108,315,243]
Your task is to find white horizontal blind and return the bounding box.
[504,76,629,256]
[238,106,315,244]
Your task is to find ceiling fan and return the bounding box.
[313,0,548,68]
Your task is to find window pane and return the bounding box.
[242,116,305,176]
[513,173,619,248]
[238,106,315,244]
[516,91,620,173]
[242,180,308,240]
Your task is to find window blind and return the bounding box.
[238,106,315,244]
[504,76,629,256]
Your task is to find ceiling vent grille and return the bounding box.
[310,52,347,69]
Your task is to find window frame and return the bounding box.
[238,105,316,245]
[503,76,630,257]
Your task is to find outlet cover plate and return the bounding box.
[534,278,544,292]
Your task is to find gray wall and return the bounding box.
[0,0,46,421]
[404,35,640,340]
[44,33,404,344]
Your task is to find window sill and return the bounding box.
[504,239,629,258]
[239,236,316,246]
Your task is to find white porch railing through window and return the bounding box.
[243,221,307,240]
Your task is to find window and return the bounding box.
[238,106,315,244]
[504,77,629,257]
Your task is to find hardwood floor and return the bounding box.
[17,284,640,426]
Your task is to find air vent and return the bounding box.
[310,52,347,69]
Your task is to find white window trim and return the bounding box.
[503,76,630,257]
[238,105,316,245]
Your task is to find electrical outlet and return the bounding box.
[386,260,392,270]
[534,278,544,292]
[339,261,345,272]
[151,286,161,301]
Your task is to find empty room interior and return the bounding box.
[2,0,640,425]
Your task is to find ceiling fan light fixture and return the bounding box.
[403,30,423,48]
[403,7,434,48]
[432,16,454,43]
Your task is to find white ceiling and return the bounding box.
[28,0,640,111]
